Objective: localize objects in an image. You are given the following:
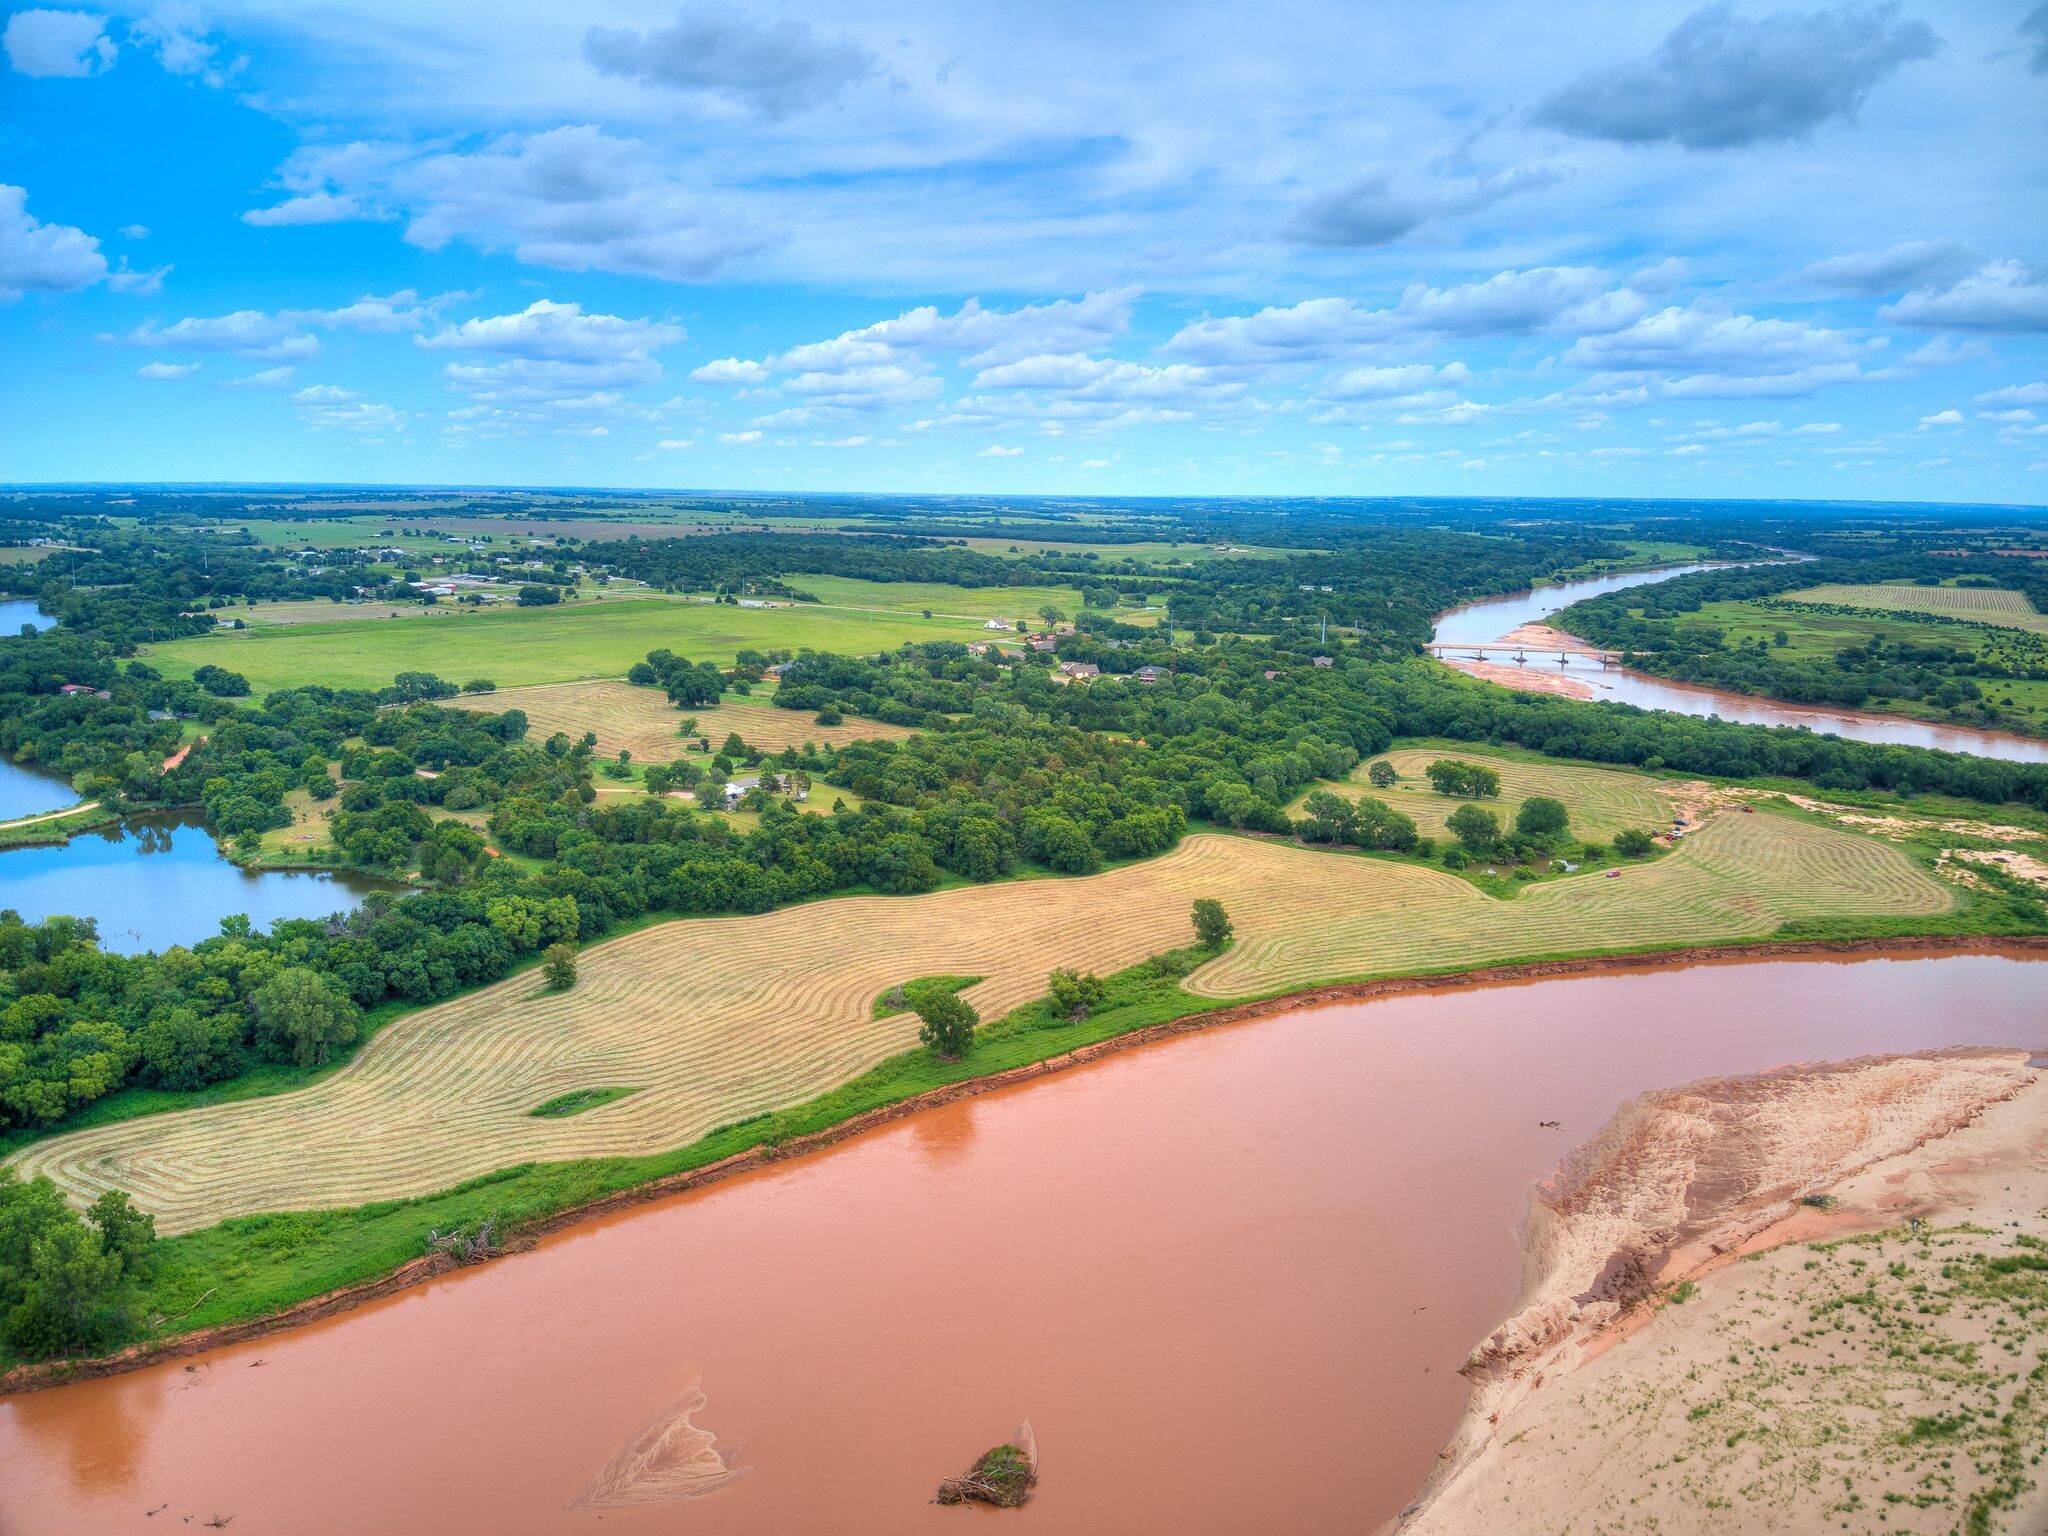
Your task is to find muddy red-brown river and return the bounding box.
[3,951,2044,1535]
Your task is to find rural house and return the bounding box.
[1059,661,1100,679]
[1131,664,1167,684]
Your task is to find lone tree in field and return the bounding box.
[1425,759,1501,799]
[1514,795,1570,844]
[1038,603,1066,629]
[1613,827,1656,858]
[1192,897,1233,949]
[1366,760,1398,789]
[542,942,578,991]
[907,979,978,1059]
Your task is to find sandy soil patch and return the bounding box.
[1946,848,2048,887]
[1499,621,1600,652]
[1400,1053,2048,1536]
[1442,658,1597,699]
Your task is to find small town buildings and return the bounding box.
[1028,634,1059,652]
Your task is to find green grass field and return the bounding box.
[142,597,995,693]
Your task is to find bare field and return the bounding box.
[444,680,916,759]
[8,813,1952,1233]
[1782,582,2048,633]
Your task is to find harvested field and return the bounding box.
[1781,582,2048,633]
[443,680,916,760]
[9,813,1952,1234]
[1296,747,1677,844]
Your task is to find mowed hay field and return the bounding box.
[1294,748,1677,844]
[11,813,1951,1233]
[445,680,916,759]
[141,597,992,693]
[1781,583,2048,634]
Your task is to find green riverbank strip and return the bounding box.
[0,801,119,849]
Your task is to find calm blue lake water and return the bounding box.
[0,597,55,634]
[0,757,78,821]
[0,812,394,953]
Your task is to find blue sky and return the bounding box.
[1,1,2044,500]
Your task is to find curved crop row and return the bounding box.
[9,817,1951,1234]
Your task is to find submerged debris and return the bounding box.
[936,1421,1039,1509]
[568,1376,747,1510]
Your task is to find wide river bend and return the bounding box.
[1433,564,2048,764]
[2,950,2041,1534]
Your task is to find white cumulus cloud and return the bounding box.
[3,8,115,77]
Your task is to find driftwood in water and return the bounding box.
[936,1420,1039,1508]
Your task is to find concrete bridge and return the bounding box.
[1423,642,1621,666]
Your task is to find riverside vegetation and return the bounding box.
[2,493,2047,1369]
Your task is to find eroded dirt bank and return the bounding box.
[1400,1052,2048,1536]
[9,936,2042,1397]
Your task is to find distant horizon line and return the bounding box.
[3,483,2044,516]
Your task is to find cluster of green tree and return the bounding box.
[1560,553,2048,735]
[0,526,373,638]
[0,1170,156,1357]
[774,636,2048,813]
[628,647,732,707]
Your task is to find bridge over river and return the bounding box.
[1422,641,1621,666]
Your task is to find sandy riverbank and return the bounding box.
[1400,1048,2048,1536]
[1441,657,1597,698]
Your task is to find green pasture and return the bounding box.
[142,594,991,693]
